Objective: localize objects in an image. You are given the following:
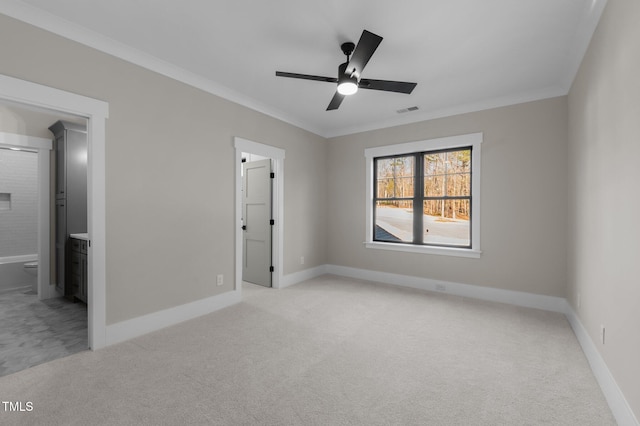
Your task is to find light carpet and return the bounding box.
[0,275,615,425]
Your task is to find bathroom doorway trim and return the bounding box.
[0,73,109,350]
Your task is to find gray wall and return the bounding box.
[2,6,637,419]
[0,148,37,257]
[327,97,568,297]
[0,14,327,325]
[568,0,640,418]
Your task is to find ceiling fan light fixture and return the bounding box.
[337,77,358,95]
[275,29,416,110]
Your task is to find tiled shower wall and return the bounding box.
[0,149,37,257]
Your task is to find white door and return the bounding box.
[242,159,272,287]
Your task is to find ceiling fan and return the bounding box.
[276,30,417,111]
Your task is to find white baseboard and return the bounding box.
[565,304,639,426]
[102,264,637,425]
[279,265,328,289]
[105,289,241,346]
[105,264,329,346]
[324,264,637,425]
[0,254,38,264]
[325,264,567,313]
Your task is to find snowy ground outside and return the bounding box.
[375,206,469,246]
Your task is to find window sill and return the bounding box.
[364,241,481,258]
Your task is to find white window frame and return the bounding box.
[364,133,482,258]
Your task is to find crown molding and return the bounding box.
[559,0,609,93]
[1,0,608,139]
[0,0,324,136]
[325,85,567,139]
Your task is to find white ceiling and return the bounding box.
[2,0,607,137]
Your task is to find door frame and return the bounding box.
[234,137,285,292]
[0,73,109,350]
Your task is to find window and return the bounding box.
[374,147,472,247]
[365,133,482,258]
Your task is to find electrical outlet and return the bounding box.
[435,283,446,292]
[600,324,605,345]
[300,256,305,265]
[216,274,224,286]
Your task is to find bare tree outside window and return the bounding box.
[374,147,472,248]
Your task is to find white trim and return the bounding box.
[325,0,605,139]
[0,73,109,350]
[0,132,54,300]
[36,143,53,299]
[559,0,609,93]
[105,290,241,346]
[85,111,108,350]
[317,265,635,423]
[364,241,481,258]
[364,132,483,158]
[0,254,38,264]
[280,265,329,289]
[0,0,322,137]
[565,304,639,426]
[0,74,109,119]
[0,1,605,140]
[364,133,482,258]
[325,87,566,138]
[235,137,285,161]
[326,264,567,313]
[234,137,285,292]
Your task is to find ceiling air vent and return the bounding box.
[396,106,419,114]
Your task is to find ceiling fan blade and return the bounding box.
[358,79,417,94]
[326,92,345,110]
[275,71,337,83]
[346,30,383,77]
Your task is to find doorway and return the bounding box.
[0,73,109,350]
[234,138,285,292]
[0,108,90,376]
[242,156,272,287]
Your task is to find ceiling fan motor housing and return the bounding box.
[338,62,351,78]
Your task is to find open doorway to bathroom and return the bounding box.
[0,101,88,376]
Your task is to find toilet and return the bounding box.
[24,261,38,276]
[24,261,38,292]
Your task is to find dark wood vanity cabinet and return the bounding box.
[50,120,87,297]
[69,237,88,303]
